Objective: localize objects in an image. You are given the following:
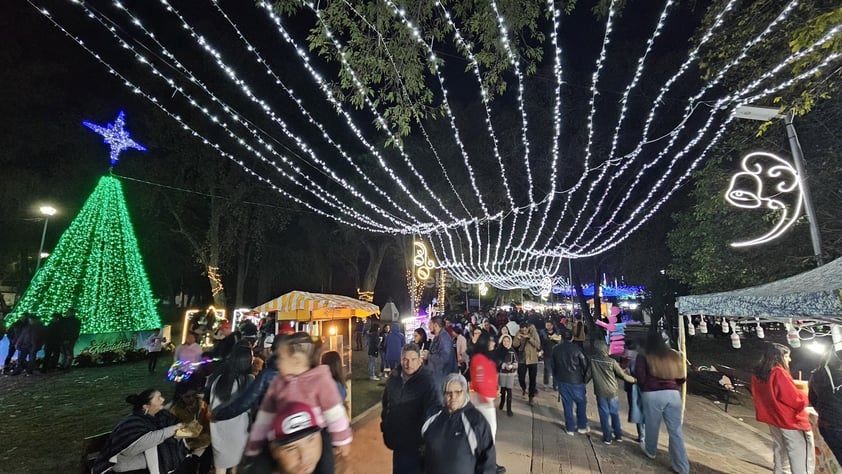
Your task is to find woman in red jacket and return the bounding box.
[471,332,506,474]
[751,342,815,474]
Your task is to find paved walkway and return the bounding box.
[347,375,773,473]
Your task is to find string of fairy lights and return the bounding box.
[26,0,842,290]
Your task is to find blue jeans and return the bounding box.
[368,355,378,377]
[558,383,588,432]
[641,390,689,474]
[392,449,423,474]
[543,356,555,385]
[597,397,623,442]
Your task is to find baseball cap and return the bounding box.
[268,402,321,445]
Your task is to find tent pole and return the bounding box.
[678,313,687,422]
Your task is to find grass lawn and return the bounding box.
[349,348,386,419]
[0,349,386,472]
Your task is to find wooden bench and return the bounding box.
[688,368,746,412]
[80,431,111,474]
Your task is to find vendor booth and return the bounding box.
[677,256,842,470]
[253,291,380,417]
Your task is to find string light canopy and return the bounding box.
[26,0,842,289]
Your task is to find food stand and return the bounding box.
[253,290,380,418]
[677,256,842,469]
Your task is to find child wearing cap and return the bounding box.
[245,333,352,474]
[268,402,324,474]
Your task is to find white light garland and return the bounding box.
[28,0,842,287]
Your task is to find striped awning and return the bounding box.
[253,290,380,321]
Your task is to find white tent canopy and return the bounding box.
[677,257,842,324]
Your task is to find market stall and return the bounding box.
[677,256,842,469]
[253,290,380,418]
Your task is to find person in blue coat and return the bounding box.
[428,317,456,390]
[384,323,404,372]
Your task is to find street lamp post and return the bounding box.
[735,106,823,266]
[35,205,57,275]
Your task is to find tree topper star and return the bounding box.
[83,111,147,166]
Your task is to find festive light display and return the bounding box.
[8,176,161,333]
[27,0,842,290]
[725,151,803,247]
[413,240,435,281]
[83,111,147,166]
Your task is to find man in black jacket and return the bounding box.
[552,332,592,435]
[381,343,440,474]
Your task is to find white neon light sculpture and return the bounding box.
[725,151,803,247]
[413,241,435,281]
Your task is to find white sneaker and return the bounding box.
[369,376,380,381]
[639,441,656,459]
[577,428,589,435]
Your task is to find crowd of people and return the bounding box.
[370,310,691,474]
[93,318,353,474]
[1,308,81,375]
[17,304,835,474]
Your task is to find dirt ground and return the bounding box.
[0,326,823,472]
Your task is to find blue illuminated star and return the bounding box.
[83,111,147,166]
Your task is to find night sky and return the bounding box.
[0,0,718,310]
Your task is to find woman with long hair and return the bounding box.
[753,342,814,474]
[92,389,187,474]
[413,327,430,352]
[636,331,689,474]
[207,344,254,473]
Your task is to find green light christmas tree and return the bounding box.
[9,111,160,333]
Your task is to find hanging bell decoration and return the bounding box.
[687,315,695,336]
[699,317,708,334]
[756,319,765,339]
[731,330,741,349]
[787,322,801,348]
[721,319,730,333]
[831,324,842,353]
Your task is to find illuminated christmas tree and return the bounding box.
[9,111,160,333]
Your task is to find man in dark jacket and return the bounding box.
[381,343,440,474]
[428,317,456,389]
[552,332,592,435]
[421,373,496,474]
[13,315,44,376]
[540,320,563,388]
[59,308,82,370]
[809,349,842,461]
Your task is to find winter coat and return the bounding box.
[380,366,440,452]
[367,332,380,357]
[385,323,404,362]
[752,365,810,431]
[428,329,456,381]
[421,403,496,474]
[512,326,541,365]
[809,358,842,430]
[552,340,592,385]
[590,351,635,399]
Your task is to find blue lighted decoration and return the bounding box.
[83,111,147,166]
[555,284,645,298]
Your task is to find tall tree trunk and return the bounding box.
[234,239,251,308]
[360,239,389,296]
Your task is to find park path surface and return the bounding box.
[347,370,773,473]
